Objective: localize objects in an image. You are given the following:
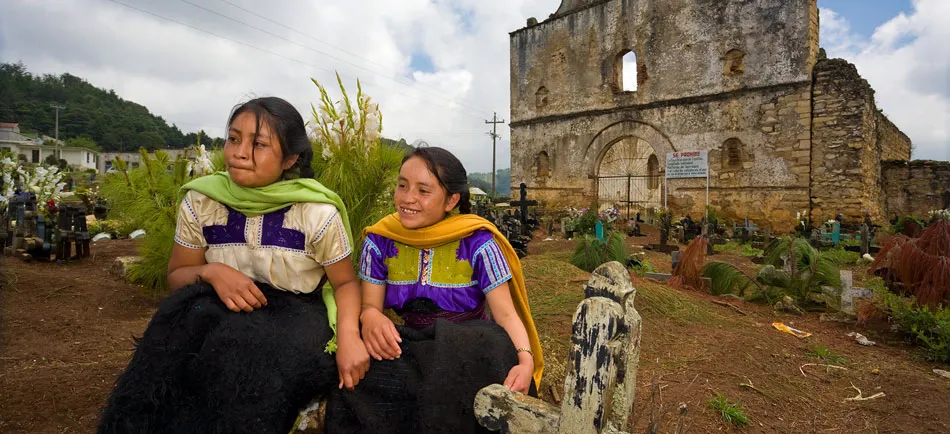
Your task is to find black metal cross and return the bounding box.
[509,183,537,229]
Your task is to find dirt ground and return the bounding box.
[2,232,949,433]
[0,239,154,433]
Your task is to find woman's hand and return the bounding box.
[503,360,534,395]
[201,262,268,312]
[336,332,370,391]
[360,307,402,361]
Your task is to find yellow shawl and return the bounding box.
[364,213,544,386]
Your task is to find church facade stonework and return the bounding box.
[508,0,944,232]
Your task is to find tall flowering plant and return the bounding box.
[0,156,17,207]
[0,157,66,217]
[190,144,215,177]
[309,74,404,253]
[311,75,382,160]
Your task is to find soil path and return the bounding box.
[0,239,156,433]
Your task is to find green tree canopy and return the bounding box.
[66,136,101,151]
[0,62,222,152]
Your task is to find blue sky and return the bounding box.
[819,0,913,38]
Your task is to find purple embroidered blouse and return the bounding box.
[358,230,513,313]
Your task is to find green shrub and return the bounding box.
[630,258,656,277]
[822,247,861,267]
[569,231,629,273]
[703,237,841,306]
[713,240,763,257]
[575,207,600,236]
[705,205,720,225]
[100,149,218,296]
[874,280,950,363]
[892,215,926,234]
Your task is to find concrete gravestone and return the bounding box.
[474,261,642,434]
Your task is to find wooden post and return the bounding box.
[860,224,870,256]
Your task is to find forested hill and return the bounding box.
[0,62,216,152]
[469,168,510,198]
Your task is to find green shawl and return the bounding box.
[181,171,351,353]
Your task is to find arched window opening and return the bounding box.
[615,51,639,92]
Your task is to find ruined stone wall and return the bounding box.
[882,160,950,219]
[509,0,819,232]
[809,58,883,225]
[876,114,912,161]
[510,0,818,123]
[511,83,812,232]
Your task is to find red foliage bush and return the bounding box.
[871,221,950,307]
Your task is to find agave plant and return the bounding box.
[702,236,841,306]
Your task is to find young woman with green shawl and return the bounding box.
[99,97,368,433]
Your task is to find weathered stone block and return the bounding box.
[112,256,143,278]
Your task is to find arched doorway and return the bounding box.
[596,136,662,215]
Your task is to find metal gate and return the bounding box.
[596,136,661,219]
[597,175,660,219]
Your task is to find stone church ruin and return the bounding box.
[509,0,949,232]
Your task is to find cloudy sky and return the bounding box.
[1,0,947,172]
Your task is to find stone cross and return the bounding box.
[509,183,538,233]
[839,270,855,315]
[475,261,641,434]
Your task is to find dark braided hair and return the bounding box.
[404,147,471,214]
[226,97,314,180]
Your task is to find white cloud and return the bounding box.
[3,0,944,178]
[820,1,950,161]
[1,0,559,173]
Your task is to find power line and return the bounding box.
[105,0,488,121]
[176,0,491,118]
[209,0,495,115]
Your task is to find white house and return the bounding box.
[99,148,194,173]
[0,122,99,171]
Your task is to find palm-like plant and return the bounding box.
[703,236,841,306]
[101,148,221,296]
[569,231,629,273]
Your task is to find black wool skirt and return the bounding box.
[98,282,337,434]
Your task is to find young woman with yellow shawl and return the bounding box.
[327,147,542,433]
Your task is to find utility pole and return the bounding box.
[50,104,66,159]
[485,112,505,199]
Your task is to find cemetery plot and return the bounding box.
[1,231,949,433]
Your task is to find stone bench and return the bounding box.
[474,261,642,434]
